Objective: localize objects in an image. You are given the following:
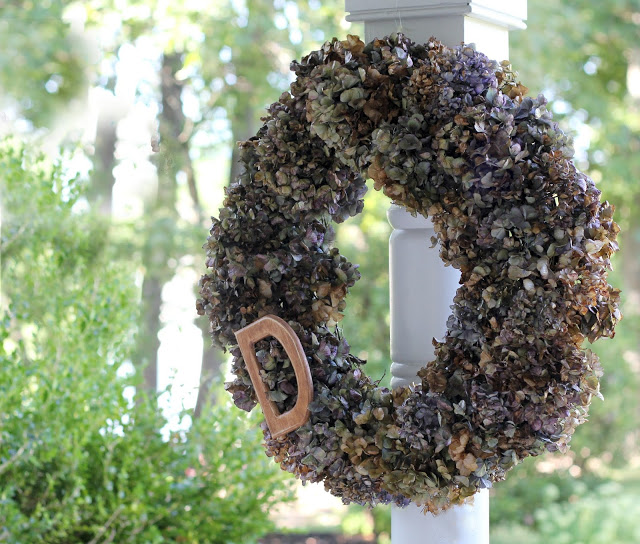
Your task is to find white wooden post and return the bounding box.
[343,1,527,543]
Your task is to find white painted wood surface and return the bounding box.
[387,207,459,391]
[345,0,525,62]
[343,1,527,542]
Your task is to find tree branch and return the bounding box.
[87,505,124,544]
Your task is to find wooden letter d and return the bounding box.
[235,315,313,439]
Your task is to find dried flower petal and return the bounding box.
[197,33,621,513]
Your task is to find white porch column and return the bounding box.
[343,2,527,543]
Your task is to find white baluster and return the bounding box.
[388,207,459,390]
[344,1,527,542]
[388,209,490,544]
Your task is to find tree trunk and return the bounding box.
[90,111,119,217]
[139,276,162,392]
[135,51,226,404]
[193,318,223,418]
[135,52,183,393]
[622,234,640,293]
[623,49,640,302]
[160,52,225,415]
[228,102,256,184]
[190,97,256,415]
[621,200,640,311]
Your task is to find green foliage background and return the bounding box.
[0,142,291,542]
[1,0,639,542]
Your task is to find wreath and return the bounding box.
[197,34,621,512]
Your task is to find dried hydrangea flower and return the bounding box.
[197,34,621,512]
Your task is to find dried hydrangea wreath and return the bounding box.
[197,34,621,512]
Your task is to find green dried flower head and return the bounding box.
[197,34,621,512]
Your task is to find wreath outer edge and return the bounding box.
[197,33,621,512]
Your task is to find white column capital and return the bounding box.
[345,0,527,61]
[345,0,526,30]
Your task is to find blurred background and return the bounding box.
[0,1,638,543]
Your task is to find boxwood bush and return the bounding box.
[0,141,292,543]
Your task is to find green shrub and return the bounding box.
[490,461,640,544]
[0,141,292,543]
[491,480,640,544]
